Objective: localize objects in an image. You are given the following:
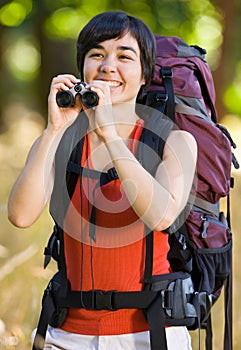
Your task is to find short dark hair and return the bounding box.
[76,11,156,88]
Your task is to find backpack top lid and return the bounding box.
[151,35,216,116]
[154,35,207,59]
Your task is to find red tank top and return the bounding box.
[61,119,171,335]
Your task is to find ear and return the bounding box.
[141,76,146,86]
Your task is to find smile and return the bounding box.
[99,80,122,87]
[107,81,121,87]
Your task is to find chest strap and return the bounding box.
[67,161,119,185]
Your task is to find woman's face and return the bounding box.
[83,32,146,104]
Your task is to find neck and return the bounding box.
[113,103,139,137]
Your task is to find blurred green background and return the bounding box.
[0,0,241,349]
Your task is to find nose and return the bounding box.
[100,57,117,73]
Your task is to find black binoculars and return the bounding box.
[56,82,99,108]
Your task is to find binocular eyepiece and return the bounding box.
[56,82,99,108]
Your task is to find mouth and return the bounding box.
[98,80,122,88]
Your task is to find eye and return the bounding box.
[89,52,104,58]
[119,54,133,60]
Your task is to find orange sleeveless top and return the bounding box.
[61,119,171,335]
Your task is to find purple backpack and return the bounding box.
[138,35,239,350]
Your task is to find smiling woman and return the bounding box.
[8,11,196,350]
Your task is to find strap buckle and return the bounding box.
[95,290,117,310]
[161,66,173,79]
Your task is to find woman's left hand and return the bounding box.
[83,80,119,142]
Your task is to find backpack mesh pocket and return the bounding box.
[195,239,232,295]
[186,210,232,295]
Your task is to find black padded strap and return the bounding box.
[161,66,175,122]
[144,228,154,283]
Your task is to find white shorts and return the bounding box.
[32,326,192,350]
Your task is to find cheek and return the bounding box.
[133,70,145,87]
[83,60,96,82]
[129,65,145,86]
[82,63,88,82]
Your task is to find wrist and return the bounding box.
[43,126,59,138]
[41,126,65,146]
[102,133,122,144]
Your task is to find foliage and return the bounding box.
[1,0,241,120]
[1,1,241,349]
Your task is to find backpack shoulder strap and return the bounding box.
[136,108,174,176]
[49,114,89,225]
[136,110,173,285]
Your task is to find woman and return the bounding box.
[8,11,197,350]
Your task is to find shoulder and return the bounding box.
[163,129,197,159]
[167,129,196,144]
[166,129,197,149]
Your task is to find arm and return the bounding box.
[8,74,82,227]
[104,129,197,231]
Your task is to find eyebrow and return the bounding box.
[118,45,138,56]
[92,44,138,56]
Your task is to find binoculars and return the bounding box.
[56,82,99,108]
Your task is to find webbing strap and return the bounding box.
[143,227,168,350]
[175,103,211,121]
[161,66,175,122]
[144,227,154,283]
[223,189,232,350]
[194,70,217,124]
[32,291,55,350]
[223,260,233,350]
[146,295,168,350]
[56,289,158,310]
[205,315,213,350]
[192,196,220,217]
[67,161,119,185]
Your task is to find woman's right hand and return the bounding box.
[47,74,83,133]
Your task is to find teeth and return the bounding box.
[106,81,120,87]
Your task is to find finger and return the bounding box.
[53,74,80,83]
[86,80,110,92]
[51,75,80,90]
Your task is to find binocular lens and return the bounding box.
[56,91,74,108]
[81,91,99,108]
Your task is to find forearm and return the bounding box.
[8,128,63,227]
[105,137,178,231]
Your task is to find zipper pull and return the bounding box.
[200,214,209,239]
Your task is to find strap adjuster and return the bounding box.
[161,289,173,310]
[161,66,173,79]
[107,167,119,180]
[95,290,117,310]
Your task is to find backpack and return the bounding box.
[137,35,239,349]
[32,36,239,350]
